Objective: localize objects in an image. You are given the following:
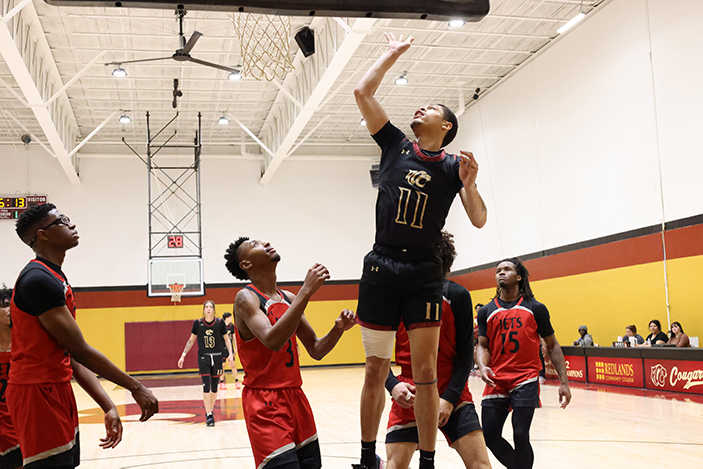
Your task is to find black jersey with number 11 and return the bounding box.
[372,121,464,251]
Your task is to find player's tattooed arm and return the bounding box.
[544,333,572,409]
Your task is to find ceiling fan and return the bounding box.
[105,8,237,74]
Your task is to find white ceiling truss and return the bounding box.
[0,0,609,185]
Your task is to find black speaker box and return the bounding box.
[295,27,315,58]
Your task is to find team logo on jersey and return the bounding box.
[650,364,667,387]
[401,149,410,155]
[405,169,431,188]
[205,329,213,336]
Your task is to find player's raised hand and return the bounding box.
[384,32,414,55]
[131,383,159,422]
[391,382,416,409]
[303,263,330,293]
[99,407,123,449]
[558,383,572,409]
[458,150,479,188]
[479,365,496,387]
[335,309,357,331]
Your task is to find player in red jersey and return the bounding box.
[224,237,356,468]
[0,285,21,469]
[354,32,487,469]
[9,203,158,468]
[476,258,571,469]
[384,231,491,469]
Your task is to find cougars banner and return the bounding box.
[645,359,703,395]
[545,354,587,382]
[587,356,643,387]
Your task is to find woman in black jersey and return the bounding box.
[178,300,233,426]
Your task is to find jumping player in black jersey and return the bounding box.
[354,33,487,469]
[9,203,158,468]
[177,300,234,426]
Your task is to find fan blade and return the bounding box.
[181,31,203,55]
[105,57,172,66]
[187,57,238,73]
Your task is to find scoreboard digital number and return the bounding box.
[168,235,184,248]
[0,195,47,220]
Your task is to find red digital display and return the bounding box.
[168,235,184,248]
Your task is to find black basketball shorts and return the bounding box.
[356,248,443,330]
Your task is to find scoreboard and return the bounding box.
[0,196,48,220]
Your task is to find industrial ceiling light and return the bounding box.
[360,118,366,126]
[228,69,242,81]
[448,18,465,28]
[557,12,585,34]
[395,73,409,85]
[218,114,230,125]
[111,66,127,78]
[118,112,132,124]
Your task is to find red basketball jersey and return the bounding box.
[0,350,19,455]
[10,260,76,384]
[480,297,553,386]
[394,280,473,402]
[235,285,302,389]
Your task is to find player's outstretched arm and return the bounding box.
[354,32,413,134]
[236,263,330,351]
[458,151,487,228]
[71,358,122,449]
[39,306,159,422]
[544,333,572,409]
[296,309,356,360]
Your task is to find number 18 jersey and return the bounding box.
[478,297,554,388]
[235,285,302,389]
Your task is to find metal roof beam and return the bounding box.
[258,17,375,185]
[0,1,80,184]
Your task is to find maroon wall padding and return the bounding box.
[125,320,198,372]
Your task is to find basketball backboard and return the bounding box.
[44,0,491,22]
[148,257,204,297]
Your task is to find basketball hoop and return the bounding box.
[168,282,184,303]
[228,12,294,81]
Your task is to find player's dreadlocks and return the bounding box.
[494,257,534,300]
[224,237,251,280]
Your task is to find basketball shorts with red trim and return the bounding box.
[0,406,22,469]
[242,387,320,468]
[386,386,481,446]
[356,248,443,331]
[481,377,541,410]
[6,381,80,468]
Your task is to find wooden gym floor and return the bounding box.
[74,366,703,468]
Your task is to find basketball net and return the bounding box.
[168,282,184,303]
[228,12,294,81]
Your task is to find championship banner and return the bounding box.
[587,356,643,387]
[545,355,587,382]
[645,359,703,395]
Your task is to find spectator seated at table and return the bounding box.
[572,325,594,346]
[667,321,691,348]
[624,325,644,346]
[644,319,668,346]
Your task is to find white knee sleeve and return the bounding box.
[361,327,396,359]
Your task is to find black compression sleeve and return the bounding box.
[440,283,473,406]
[385,366,401,395]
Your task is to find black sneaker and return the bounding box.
[206,412,215,427]
[352,455,384,469]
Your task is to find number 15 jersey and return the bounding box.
[477,297,554,387]
[235,285,302,389]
